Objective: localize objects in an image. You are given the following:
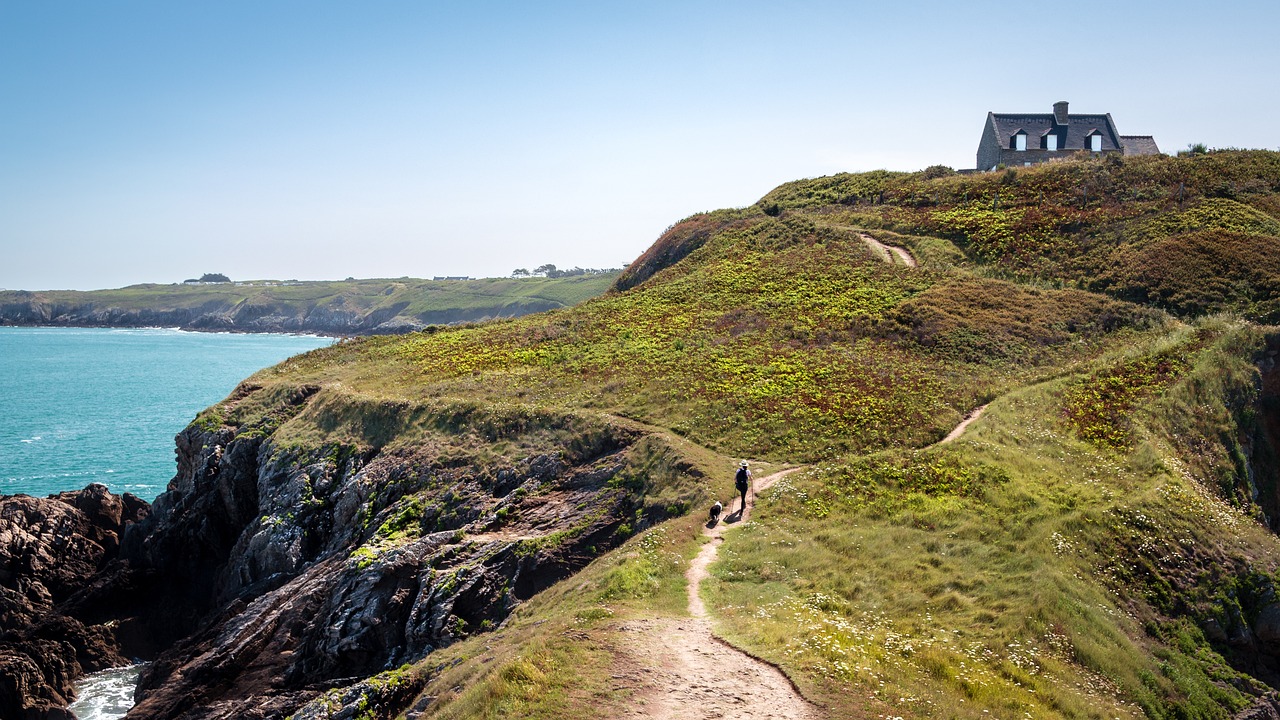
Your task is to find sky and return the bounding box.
[2,1,1277,290]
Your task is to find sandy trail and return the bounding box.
[611,404,990,717]
[615,469,821,720]
[859,233,917,267]
[937,403,988,445]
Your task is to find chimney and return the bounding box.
[1053,101,1069,125]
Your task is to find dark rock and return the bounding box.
[1237,693,1280,720]
[289,666,427,720]
[2,397,658,719]
[1204,617,1231,644]
[0,487,146,720]
[0,643,78,720]
[1258,604,1280,647]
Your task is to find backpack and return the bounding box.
[735,467,749,491]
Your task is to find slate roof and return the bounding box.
[987,112,1123,151]
[1121,135,1161,156]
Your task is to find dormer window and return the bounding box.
[1087,130,1103,152]
[1013,130,1027,151]
[1045,133,1058,151]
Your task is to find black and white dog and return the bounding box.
[708,500,723,523]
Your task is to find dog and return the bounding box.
[708,500,723,523]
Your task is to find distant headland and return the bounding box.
[0,271,619,336]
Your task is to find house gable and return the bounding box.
[975,101,1155,170]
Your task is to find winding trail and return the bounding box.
[858,233,917,267]
[615,468,821,719]
[613,406,992,717]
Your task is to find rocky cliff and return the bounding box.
[0,485,148,719]
[0,381,707,719]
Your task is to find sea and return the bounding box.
[0,327,332,502]
[0,326,333,719]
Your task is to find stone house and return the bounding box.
[976,101,1159,171]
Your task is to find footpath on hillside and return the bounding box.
[611,468,820,719]
[858,232,917,267]
[609,399,989,718]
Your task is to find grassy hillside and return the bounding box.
[0,274,617,335]
[208,150,1280,718]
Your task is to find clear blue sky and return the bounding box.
[2,0,1276,290]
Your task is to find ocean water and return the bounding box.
[68,664,147,720]
[0,327,332,501]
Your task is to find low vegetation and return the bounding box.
[220,150,1280,718]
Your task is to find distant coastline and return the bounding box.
[0,273,618,337]
[0,322,344,339]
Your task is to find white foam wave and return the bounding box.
[68,663,146,720]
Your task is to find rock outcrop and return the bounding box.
[117,410,648,718]
[0,484,148,719]
[0,382,700,719]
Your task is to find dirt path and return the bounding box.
[936,403,988,445]
[859,233,917,267]
[609,400,991,717]
[685,469,800,619]
[615,469,821,719]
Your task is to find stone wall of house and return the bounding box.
[979,146,1122,171]
[976,124,1002,171]
[1000,149,1061,167]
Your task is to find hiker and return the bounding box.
[735,460,752,515]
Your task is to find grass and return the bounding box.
[762,150,1280,322]
[703,325,1277,718]
[169,150,1280,718]
[257,214,1165,466]
[410,515,705,719]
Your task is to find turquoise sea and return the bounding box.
[0,327,332,501]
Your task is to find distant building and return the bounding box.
[433,276,471,281]
[976,101,1159,171]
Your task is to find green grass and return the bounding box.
[256,214,1163,465]
[172,150,1280,718]
[704,326,1276,718]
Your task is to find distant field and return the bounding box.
[0,274,619,335]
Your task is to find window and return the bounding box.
[1046,134,1058,151]
[1015,133,1027,151]
[1090,134,1102,152]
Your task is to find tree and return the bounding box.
[199,273,231,283]
[533,264,557,277]
[511,268,530,277]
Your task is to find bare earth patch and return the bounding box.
[937,403,988,445]
[859,233,917,267]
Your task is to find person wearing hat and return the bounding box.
[734,460,752,517]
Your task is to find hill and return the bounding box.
[0,274,618,335]
[6,149,1280,720]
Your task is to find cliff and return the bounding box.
[0,379,714,718]
[7,150,1280,718]
[0,274,617,336]
[0,485,147,719]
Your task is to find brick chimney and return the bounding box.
[1053,101,1069,125]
